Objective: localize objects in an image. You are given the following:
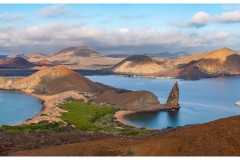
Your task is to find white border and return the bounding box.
[1,0,240,160]
[0,0,240,4]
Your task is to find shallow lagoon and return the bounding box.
[0,90,42,125]
[87,75,240,129]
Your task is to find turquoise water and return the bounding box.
[87,75,240,129]
[0,90,42,125]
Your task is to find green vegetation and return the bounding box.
[59,100,118,131]
[58,100,150,135]
[0,121,65,132]
[0,99,150,135]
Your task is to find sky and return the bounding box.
[1,4,240,55]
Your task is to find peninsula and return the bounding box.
[0,65,179,124]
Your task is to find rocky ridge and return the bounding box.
[0,57,36,69]
[113,48,240,79]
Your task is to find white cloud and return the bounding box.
[38,4,68,18]
[213,32,230,39]
[188,10,240,27]
[120,15,150,19]
[0,23,236,55]
[118,28,129,33]
[0,13,23,21]
[188,12,210,27]
[38,4,101,19]
[215,10,240,23]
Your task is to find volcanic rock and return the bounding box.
[177,48,240,78]
[12,66,109,94]
[53,46,101,57]
[0,57,36,69]
[165,82,180,109]
[95,90,164,112]
[112,55,167,75]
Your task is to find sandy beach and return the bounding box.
[21,90,89,125]
[115,110,137,127]
[21,91,138,128]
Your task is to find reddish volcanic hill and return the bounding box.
[178,48,240,79]
[112,55,167,75]
[95,90,161,111]
[13,66,108,94]
[194,48,240,74]
[0,57,36,69]
[36,46,122,68]
[53,46,101,57]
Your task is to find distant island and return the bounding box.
[112,48,240,80]
[1,47,240,80]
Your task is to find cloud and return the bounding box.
[120,15,150,19]
[188,10,240,27]
[0,13,23,22]
[118,28,129,33]
[38,4,68,18]
[0,23,236,55]
[188,12,210,28]
[212,32,230,39]
[215,10,240,23]
[38,4,101,19]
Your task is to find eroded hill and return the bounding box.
[112,48,240,79]
[0,57,36,69]
[24,46,123,69]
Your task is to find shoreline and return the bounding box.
[0,88,142,128]
[20,90,88,125]
[20,92,50,125]
[0,89,47,125]
[1,89,171,129]
[115,110,139,128]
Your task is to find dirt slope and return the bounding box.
[112,48,240,79]
[12,66,107,94]
[10,116,240,156]
[112,55,168,75]
[0,57,36,69]
[26,46,123,69]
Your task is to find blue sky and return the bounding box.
[1,4,240,55]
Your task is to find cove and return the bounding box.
[87,75,240,129]
[0,90,42,125]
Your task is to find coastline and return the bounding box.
[20,90,88,125]
[19,91,59,125]
[0,88,145,128]
[115,110,139,128]
[2,89,174,128]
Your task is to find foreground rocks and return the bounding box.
[1,116,240,156]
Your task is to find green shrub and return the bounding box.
[0,121,65,132]
[0,100,150,136]
[59,101,118,131]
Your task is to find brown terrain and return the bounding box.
[0,57,36,69]
[3,46,239,79]
[0,116,239,156]
[24,46,123,69]
[112,55,169,75]
[0,47,240,156]
[112,47,240,79]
